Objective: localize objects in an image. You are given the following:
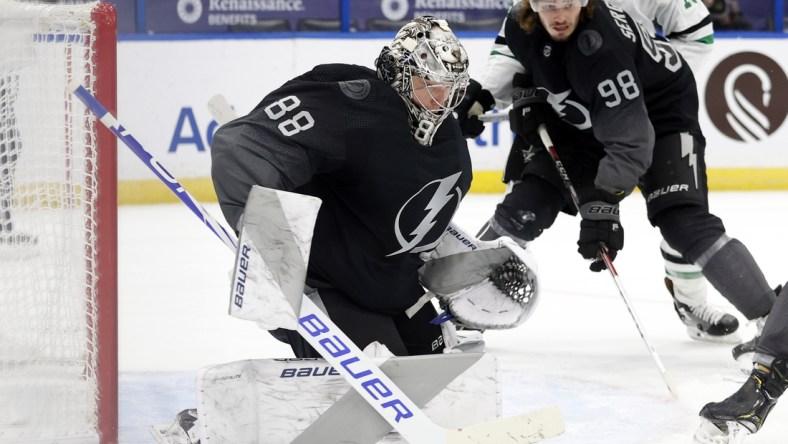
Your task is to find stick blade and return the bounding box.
[207,94,237,126]
[447,406,564,444]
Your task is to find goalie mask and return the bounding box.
[375,16,470,146]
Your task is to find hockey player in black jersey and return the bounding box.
[210,17,539,359]
[467,0,777,358]
[459,0,745,344]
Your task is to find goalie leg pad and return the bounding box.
[188,354,500,444]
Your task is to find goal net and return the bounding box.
[0,1,117,443]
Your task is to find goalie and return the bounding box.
[210,16,540,359]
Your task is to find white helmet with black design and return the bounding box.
[375,16,470,146]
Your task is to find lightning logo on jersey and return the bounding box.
[545,88,592,130]
[388,172,463,256]
[681,132,699,188]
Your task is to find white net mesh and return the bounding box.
[0,1,106,441]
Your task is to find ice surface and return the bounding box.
[119,192,788,443]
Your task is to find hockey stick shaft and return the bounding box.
[537,125,678,398]
[478,112,509,123]
[297,297,446,442]
[68,81,238,252]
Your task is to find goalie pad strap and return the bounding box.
[405,291,436,319]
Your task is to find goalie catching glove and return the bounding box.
[417,224,540,330]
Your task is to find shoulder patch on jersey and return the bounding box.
[339,79,371,100]
[577,30,603,56]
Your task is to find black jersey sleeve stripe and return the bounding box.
[665,16,712,40]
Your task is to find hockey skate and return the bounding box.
[151,408,200,444]
[666,277,740,343]
[694,359,787,444]
[731,285,782,366]
[731,316,766,366]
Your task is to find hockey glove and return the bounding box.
[577,189,624,272]
[416,223,540,330]
[453,78,495,139]
[509,88,557,147]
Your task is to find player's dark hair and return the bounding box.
[517,0,596,34]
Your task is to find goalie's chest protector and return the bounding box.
[291,68,473,312]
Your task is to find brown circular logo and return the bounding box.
[705,52,788,142]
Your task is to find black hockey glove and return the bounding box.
[509,87,558,147]
[577,189,624,272]
[454,78,495,139]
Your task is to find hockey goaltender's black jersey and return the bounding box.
[502,1,702,196]
[211,64,472,314]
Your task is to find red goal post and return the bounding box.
[0,1,117,443]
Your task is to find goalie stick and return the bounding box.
[538,124,678,398]
[67,84,564,443]
[66,82,237,252]
[478,112,509,123]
